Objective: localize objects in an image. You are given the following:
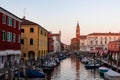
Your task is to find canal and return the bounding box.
[46,54,103,80]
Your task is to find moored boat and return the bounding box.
[98,67,109,78]
[104,69,120,80]
[85,63,100,69]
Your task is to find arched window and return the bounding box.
[30,38,33,45]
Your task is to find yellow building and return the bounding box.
[21,18,48,60]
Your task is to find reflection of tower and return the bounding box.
[76,21,80,39]
[76,57,80,79]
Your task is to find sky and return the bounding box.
[1,0,120,45]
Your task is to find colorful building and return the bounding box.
[48,32,54,53]
[0,7,21,68]
[21,18,48,60]
[108,40,120,51]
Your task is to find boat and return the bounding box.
[42,62,54,73]
[85,63,100,69]
[81,57,88,64]
[14,69,45,79]
[98,67,109,78]
[104,69,120,80]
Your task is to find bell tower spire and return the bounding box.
[76,21,80,39]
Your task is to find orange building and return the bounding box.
[108,40,120,51]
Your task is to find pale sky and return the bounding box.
[1,0,120,45]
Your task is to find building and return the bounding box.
[71,21,120,52]
[64,44,70,52]
[108,40,120,51]
[71,38,80,51]
[107,39,120,67]
[52,31,61,53]
[61,43,65,52]
[0,7,21,69]
[70,22,80,51]
[80,35,87,51]
[21,18,48,60]
[48,32,54,53]
[87,32,120,51]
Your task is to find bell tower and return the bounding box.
[76,21,80,39]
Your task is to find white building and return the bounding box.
[80,32,120,51]
[52,31,61,53]
[80,35,87,51]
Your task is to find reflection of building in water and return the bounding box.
[76,57,80,79]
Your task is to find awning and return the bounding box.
[103,50,108,54]
[14,50,21,55]
[6,50,14,55]
[89,50,98,53]
[0,51,7,56]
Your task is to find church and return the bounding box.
[70,22,81,51]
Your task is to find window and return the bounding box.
[14,20,16,28]
[18,22,20,30]
[82,43,84,46]
[114,37,116,40]
[105,41,107,44]
[41,30,43,35]
[2,15,6,24]
[109,37,111,42]
[30,28,34,32]
[30,38,33,45]
[21,29,24,33]
[8,17,12,26]
[13,33,16,42]
[21,39,24,44]
[2,31,6,41]
[44,32,46,36]
[7,32,12,42]
[10,32,12,42]
[90,40,93,45]
[100,41,102,44]
[23,53,26,57]
[18,35,20,43]
[96,41,98,45]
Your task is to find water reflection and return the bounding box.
[46,55,102,80]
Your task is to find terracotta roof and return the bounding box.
[51,34,60,36]
[79,35,87,39]
[21,18,48,32]
[21,18,38,25]
[109,39,120,43]
[88,32,120,36]
[71,38,79,41]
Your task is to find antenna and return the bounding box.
[23,8,26,19]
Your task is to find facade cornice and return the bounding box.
[0,7,22,22]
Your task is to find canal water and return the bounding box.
[46,54,103,80]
